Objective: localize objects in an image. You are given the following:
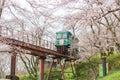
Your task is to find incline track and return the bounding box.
[0,36,73,58]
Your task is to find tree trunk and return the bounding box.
[0,0,5,18]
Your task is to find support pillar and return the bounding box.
[102,57,106,76]
[58,58,65,80]
[11,52,16,76]
[40,57,45,80]
[6,51,19,80]
[47,58,54,80]
[6,52,17,80]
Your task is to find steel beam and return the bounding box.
[0,36,74,58]
[58,58,65,80]
[47,58,54,80]
[11,52,17,80]
[40,57,45,80]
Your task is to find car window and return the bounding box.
[56,34,62,39]
[63,34,67,38]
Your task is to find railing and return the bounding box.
[0,26,56,51]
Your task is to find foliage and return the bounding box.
[107,54,120,71]
[64,67,75,80]
[76,54,101,80]
[75,53,120,80]
[19,54,39,80]
[13,53,120,80]
[18,66,77,80]
[97,70,120,80]
[18,74,33,80]
[46,67,76,80]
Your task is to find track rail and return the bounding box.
[0,36,73,58]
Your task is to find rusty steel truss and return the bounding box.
[0,26,76,80]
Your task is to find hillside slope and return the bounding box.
[98,70,120,80]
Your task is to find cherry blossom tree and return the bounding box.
[62,0,120,55]
[0,0,5,18]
